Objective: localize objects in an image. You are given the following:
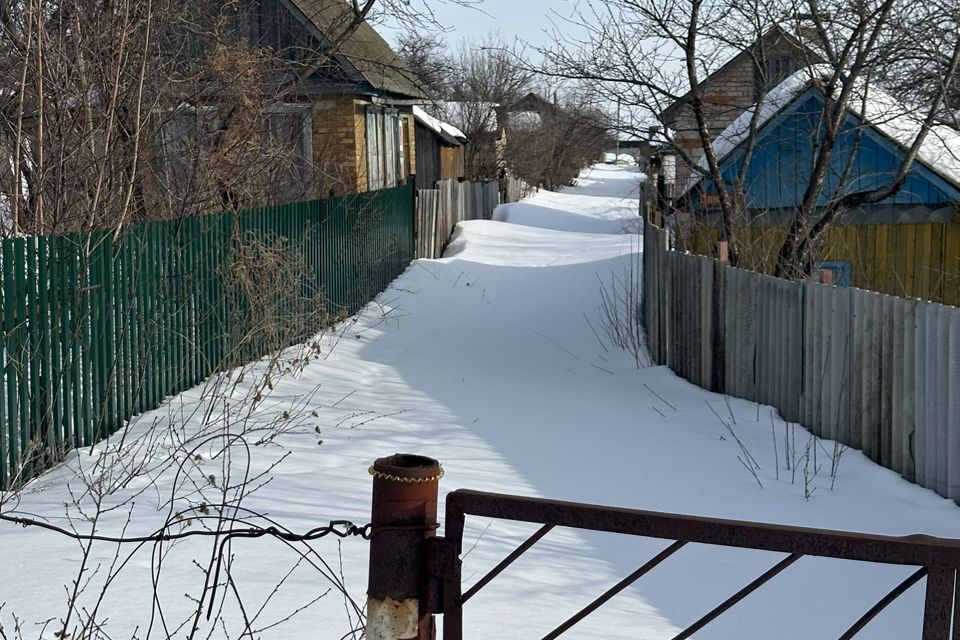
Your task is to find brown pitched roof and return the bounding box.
[287,0,428,100]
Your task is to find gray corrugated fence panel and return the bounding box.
[936,305,950,497]
[711,261,727,394]
[672,252,681,372]
[902,299,917,483]
[773,277,786,412]
[671,254,681,374]
[819,284,835,441]
[700,257,713,389]
[786,280,804,422]
[737,269,754,402]
[811,282,827,438]
[653,227,662,364]
[833,287,852,447]
[725,267,738,397]
[784,282,807,422]
[857,290,873,454]
[654,228,665,365]
[661,248,672,368]
[755,275,769,406]
[850,288,866,452]
[948,309,960,500]
[916,305,937,488]
[801,282,813,428]
[924,302,940,493]
[867,291,882,457]
[769,277,781,412]
[644,224,658,363]
[806,281,819,434]
[761,275,775,408]
[673,253,683,375]
[890,297,906,476]
[915,302,930,490]
[725,267,739,398]
[689,256,699,384]
[661,248,670,368]
[928,302,944,494]
[880,295,894,468]
[680,256,689,381]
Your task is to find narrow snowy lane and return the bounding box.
[3,164,960,639]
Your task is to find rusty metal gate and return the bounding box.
[365,454,960,640]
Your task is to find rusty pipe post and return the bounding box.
[367,454,442,640]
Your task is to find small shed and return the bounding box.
[413,106,467,190]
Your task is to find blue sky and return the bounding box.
[380,0,582,51]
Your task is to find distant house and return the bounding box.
[412,106,467,190]
[433,101,504,180]
[683,67,960,304]
[495,93,608,188]
[659,25,824,192]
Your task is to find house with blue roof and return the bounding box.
[682,67,960,302]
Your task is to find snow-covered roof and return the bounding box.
[413,105,467,146]
[683,65,960,195]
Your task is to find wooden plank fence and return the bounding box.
[416,177,535,259]
[643,218,960,501]
[0,182,415,489]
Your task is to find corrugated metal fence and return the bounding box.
[643,219,960,501]
[0,182,415,488]
[416,179,501,259]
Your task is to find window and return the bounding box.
[157,106,221,206]
[263,104,313,203]
[366,108,384,190]
[366,107,406,190]
[754,56,799,100]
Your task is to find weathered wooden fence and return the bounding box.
[416,179,500,258]
[501,174,536,204]
[0,182,415,488]
[643,219,960,501]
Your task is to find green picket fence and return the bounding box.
[0,182,415,489]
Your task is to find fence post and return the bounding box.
[367,454,443,640]
[711,242,728,393]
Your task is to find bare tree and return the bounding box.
[432,36,535,179]
[396,30,455,99]
[538,0,960,276]
[504,89,610,189]
[0,0,479,236]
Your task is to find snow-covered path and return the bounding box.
[3,164,960,639]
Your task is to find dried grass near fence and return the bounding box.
[643,219,960,501]
[0,183,415,489]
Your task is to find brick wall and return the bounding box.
[311,96,363,195]
[666,32,813,191]
[311,97,418,195]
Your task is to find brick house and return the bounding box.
[659,25,823,192]
[270,0,427,196]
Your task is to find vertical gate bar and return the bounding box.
[921,566,955,640]
[442,494,465,640]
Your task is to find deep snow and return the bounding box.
[2,164,960,639]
